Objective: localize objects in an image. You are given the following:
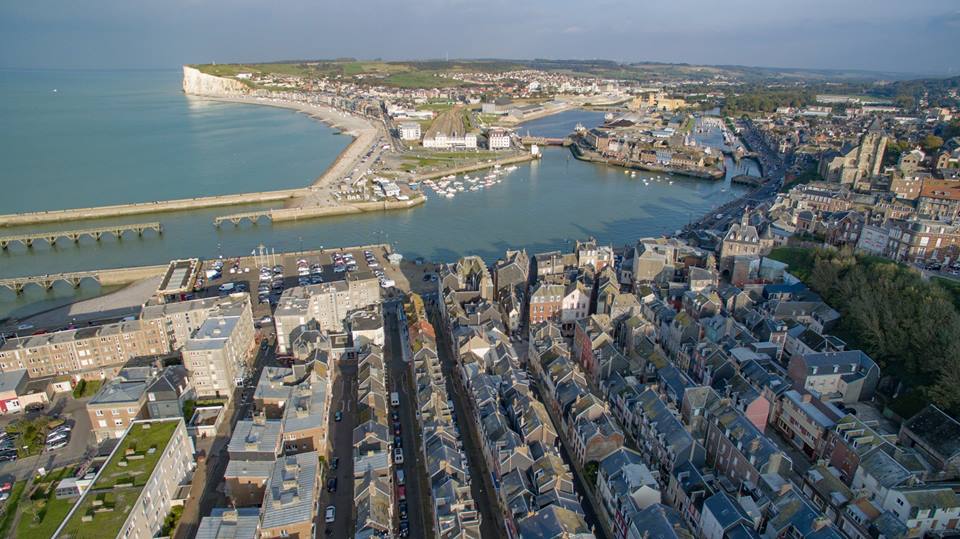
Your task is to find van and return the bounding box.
[217,283,236,293]
[391,392,400,407]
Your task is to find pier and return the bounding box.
[213,197,427,227]
[0,222,163,250]
[0,264,168,295]
[0,189,304,228]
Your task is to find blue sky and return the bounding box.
[1,0,957,75]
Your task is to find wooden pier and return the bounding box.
[0,222,163,250]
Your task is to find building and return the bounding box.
[281,372,329,455]
[259,452,319,539]
[0,320,168,379]
[529,282,565,325]
[898,405,960,479]
[87,367,156,442]
[145,365,194,419]
[787,350,880,404]
[274,274,380,354]
[775,390,841,459]
[227,418,283,461]
[917,179,960,222]
[819,119,887,184]
[196,508,261,539]
[487,128,511,149]
[142,294,242,351]
[182,296,255,398]
[56,419,195,539]
[224,460,274,507]
[0,369,28,414]
[398,122,421,141]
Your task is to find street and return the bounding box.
[316,361,357,539]
[384,302,432,539]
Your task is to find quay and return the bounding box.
[214,197,427,227]
[0,222,162,250]
[0,189,304,228]
[0,264,168,295]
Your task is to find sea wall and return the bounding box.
[182,66,250,97]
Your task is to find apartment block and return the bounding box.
[182,296,255,398]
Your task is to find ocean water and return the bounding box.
[0,68,349,213]
[0,72,755,319]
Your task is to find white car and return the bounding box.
[394,448,404,464]
[325,505,336,523]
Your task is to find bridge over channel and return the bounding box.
[520,136,569,146]
[0,222,163,250]
[0,264,168,295]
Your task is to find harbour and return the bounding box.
[0,75,757,320]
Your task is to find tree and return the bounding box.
[922,135,944,153]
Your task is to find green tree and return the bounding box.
[922,134,944,152]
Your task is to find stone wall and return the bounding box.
[182,65,249,97]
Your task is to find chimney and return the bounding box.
[801,393,812,404]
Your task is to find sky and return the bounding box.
[1,0,958,75]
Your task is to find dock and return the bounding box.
[0,189,304,227]
[0,264,168,295]
[0,222,162,250]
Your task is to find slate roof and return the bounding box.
[195,508,261,539]
[902,405,960,460]
[260,452,318,530]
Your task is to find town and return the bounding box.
[1,58,960,539]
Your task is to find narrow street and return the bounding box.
[316,361,358,539]
[384,302,433,539]
[427,303,508,539]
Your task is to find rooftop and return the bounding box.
[260,452,318,530]
[59,420,183,539]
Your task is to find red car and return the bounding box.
[397,486,406,501]
[0,482,11,493]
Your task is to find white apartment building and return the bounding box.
[183,298,254,398]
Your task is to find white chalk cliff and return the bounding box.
[181,66,249,97]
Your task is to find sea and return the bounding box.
[0,68,757,318]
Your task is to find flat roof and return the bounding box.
[58,419,183,539]
[260,452,318,530]
[158,258,200,294]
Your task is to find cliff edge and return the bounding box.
[182,65,250,97]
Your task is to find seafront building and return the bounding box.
[56,418,195,539]
[182,295,255,398]
[0,320,169,379]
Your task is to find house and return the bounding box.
[515,505,592,539]
[787,350,879,404]
[624,504,694,539]
[665,462,714,536]
[259,452,319,539]
[898,405,960,479]
[704,402,791,487]
[196,508,261,539]
[87,368,155,442]
[0,369,28,414]
[597,447,661,538]
[824,414,897,482]
[399,122,421,141]
[224,459,274,507]
[774,390,842,459]
[879,485,960,538]
[699,492,757,539]
[227,418,283,461]
[145,366,194,419]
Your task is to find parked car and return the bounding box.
[335,411,343,422]
[331,457,339,471]
[326,477,337,492]
[325,505,336,523]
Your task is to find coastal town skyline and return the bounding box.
[1,0,959,74]
[3,6,960,538]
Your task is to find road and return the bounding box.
[384,302,432,539]
[316,361,357,539]
[427,301,508,539]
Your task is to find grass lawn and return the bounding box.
[72,379,101,399]
[95,421,178,489]
[16,487,75,539]
[382,71,466,89]
[59,421,179,539]
[0,481,27,538]
[767,246,817,280]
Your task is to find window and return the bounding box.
[111,409,120,416]
[114,419,123,426]
[98,420,107,428]
[96,410,104,417]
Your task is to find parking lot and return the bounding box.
[0,394,95,482]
